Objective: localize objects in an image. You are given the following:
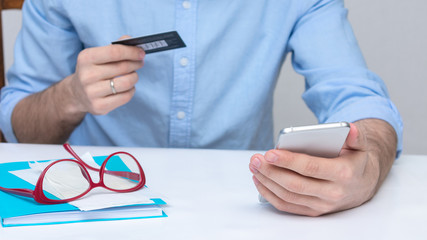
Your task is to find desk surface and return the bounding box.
[0,143,426,240]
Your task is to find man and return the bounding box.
[0,0,402,216]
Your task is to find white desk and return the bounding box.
[0,143,426,240]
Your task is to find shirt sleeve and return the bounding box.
[0,0,82,142]
[286,0,403,157]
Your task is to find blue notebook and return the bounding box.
[0,158,167,227]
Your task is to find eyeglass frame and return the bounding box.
[0,143,146,204]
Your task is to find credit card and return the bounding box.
[112,31,186,54]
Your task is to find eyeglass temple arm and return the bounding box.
[104,170,141,181]
[0,186,34,198]
[63,143,87,163]
[63,143,103,172]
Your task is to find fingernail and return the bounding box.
[265,151,278,163]
[139,50,145,59]
[252,176,260,186]
[249,157,261,174]
[252,157,261,168]
[249,165,259,174]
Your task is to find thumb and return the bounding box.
[118,35,132,40]
[342,122,367,151]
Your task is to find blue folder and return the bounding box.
[0,157,166,227]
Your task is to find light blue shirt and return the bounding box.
[1,0,403,153]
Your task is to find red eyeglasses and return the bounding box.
[0,143,146,204]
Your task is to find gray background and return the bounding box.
[275,0,426,155]
[2,1,426,154]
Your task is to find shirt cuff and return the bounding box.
[0,90,30,143]
[324,97,403,159]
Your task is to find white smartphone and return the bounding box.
[275,121,350,158]
[258,122,350,203]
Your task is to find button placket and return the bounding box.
[169,0,197,148]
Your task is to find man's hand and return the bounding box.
[68,36,145,115]
[249,119,397,216]
[12,36,144,143]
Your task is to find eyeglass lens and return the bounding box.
[42,161,90,200]
[103,153,141,190]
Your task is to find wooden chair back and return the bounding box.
[0,0,24,142]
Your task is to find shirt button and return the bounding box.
[177,111,186,120]
[182,1,191,9]
[180,57,189,67]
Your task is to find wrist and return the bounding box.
[354,118,397,189]
[354,119,397,157]
[51,75,87,126]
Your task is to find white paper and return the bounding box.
[10,153,161,211]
